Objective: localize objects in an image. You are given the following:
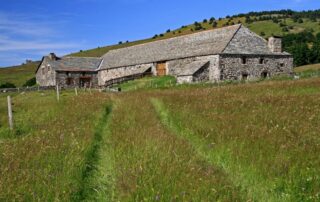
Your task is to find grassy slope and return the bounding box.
[0,77,320,200]
[69,17,320,58]
[0,62,39,87]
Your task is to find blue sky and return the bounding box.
[0,0,319,67]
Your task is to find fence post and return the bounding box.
[75,87,78,96]
[56,85,60,102]
[7,96,13,130]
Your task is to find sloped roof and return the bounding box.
[222,26,290,55]
[46,57,102,72]
[101,24,242,69]
[175,61,210,76]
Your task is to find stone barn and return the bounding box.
[36,53,102,87]
[98,24,293,85]
[36,24,293,87]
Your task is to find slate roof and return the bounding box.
[41,56,102,72]
[101,24,242,69]
[175,61,210,76]
[222,25,291,55]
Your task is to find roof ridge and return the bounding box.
[62,56,102,59]
[104,24,242,56]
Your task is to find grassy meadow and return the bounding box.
[0,74,320,201]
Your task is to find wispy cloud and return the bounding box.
[0,12,82,67]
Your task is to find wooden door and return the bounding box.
[156,62,167,76]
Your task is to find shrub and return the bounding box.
[0,82,16,89]
[23,77,36,87]
[260,32,266,36]
[166,29,171,33]
[298,18,304,23]
[203,19,208,23]
[118,41,123,44]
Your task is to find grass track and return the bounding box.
[107,94,242,201]
[151,98,276,201]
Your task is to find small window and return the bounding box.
[220,69,224,80]
[241,57,247,64]
[280,63,285,67]
[82,72,86,76]
[259,58,265,64]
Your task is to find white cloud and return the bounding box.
[0,12,82,67]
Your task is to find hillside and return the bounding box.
[1,77,320,201]
[1,9,320,86]
[0,62,40,87]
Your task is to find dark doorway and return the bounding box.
[261,71,269,79]
[242,73,248,80]
[80,77,91,87]
[66,78,74,86]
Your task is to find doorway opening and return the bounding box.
[156,62,167,76]
[261,71,269,79]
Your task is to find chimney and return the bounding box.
[48,53,57,60]
[268,36,282,53]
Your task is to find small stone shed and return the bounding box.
[36,53,102,87]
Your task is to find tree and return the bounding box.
[212,21,218,28]
[118,41,123,44]
[23,77,36,87]
[203,19,208,23]
[0,82,16,89]
[166,29,171,33]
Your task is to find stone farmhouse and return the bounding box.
[36,24,293,87]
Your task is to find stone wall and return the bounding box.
[98,63,154,86]
[56,71,98,88]
[193,63,210,82]
[219,54,293,81]
[177,76,193,84]
[36,60,56,87]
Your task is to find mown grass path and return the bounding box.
[105,94,242,201]
[152,98,273,201]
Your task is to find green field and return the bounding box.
[1,74,320,201]
[0,62,39,87]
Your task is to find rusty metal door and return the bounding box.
[156,62,167,76]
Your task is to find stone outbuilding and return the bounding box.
[36,53,102,87]
[98,24,293,85]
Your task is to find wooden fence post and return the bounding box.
[75,87,78,96]
[56,85,60,102]
[7,96,13,130]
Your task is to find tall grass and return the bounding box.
[0,91,109,201]
[153,78,320,201]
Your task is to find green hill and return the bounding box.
[1,9,320,86]
[0,62,40,87]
